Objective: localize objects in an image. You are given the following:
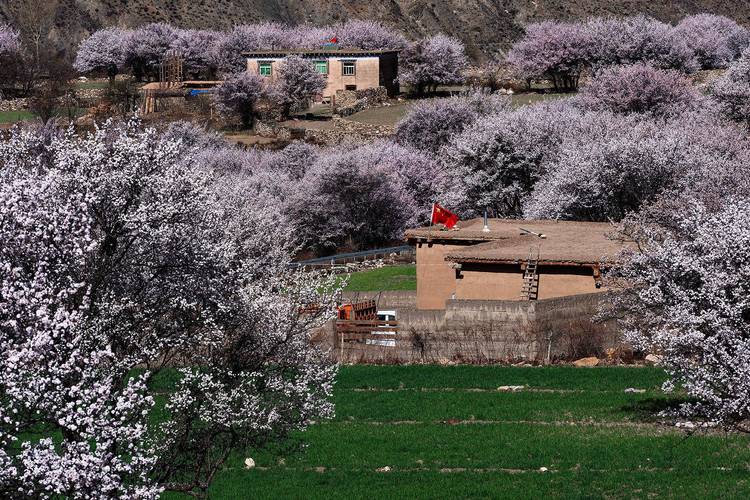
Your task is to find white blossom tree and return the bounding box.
[73,27,130,85]
[606,198,750,430]
[0,120,340,497]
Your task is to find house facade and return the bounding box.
[405,218,626,310]
[244,48,399,98]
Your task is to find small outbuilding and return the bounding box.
[244,48,400,97]
[405,218,626,310]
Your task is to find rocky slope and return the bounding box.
[2,0,749,61]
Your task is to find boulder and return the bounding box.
[244,457,255,469]
[573,357,600,367]
[645,354,663,366]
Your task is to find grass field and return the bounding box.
[164,365,750,499]
[345,93,569,128]
[343,264,416,291]
[0,110,36,124]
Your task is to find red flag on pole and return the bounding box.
[431,203,459,229]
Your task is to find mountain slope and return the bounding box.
[1,0,748,61]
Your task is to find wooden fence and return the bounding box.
[335,319,400,359]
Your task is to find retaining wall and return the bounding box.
[325,292,619,364]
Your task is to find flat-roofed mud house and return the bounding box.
[405,218,625,310]
[244,48,399,98]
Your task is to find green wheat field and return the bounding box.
[164,365,750,499]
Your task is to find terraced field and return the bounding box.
[167,366,750,499]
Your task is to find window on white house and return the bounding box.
[258,61,272,76]
[342,60,356,76]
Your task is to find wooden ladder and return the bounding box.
[520,247,540,301]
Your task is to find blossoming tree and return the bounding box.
[0,121,339,497]
[606,198,750,430]
[399,34,468,96]
[73,27,130,85]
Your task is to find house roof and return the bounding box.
[243,48,400,57]
[404,218,627,266]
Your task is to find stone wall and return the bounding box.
[0,98,28,112]
[300,117,393,145]
[326,292,619,364]
[333,87,388,117]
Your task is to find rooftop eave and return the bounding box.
[443,256,611,267]
[243,48,401,57]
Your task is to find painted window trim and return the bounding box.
[342,60,356,76]
[258,61,273,76]
[314,60,329,75]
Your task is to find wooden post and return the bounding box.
[340,330,344,362]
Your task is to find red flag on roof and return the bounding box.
[431,203,459,229]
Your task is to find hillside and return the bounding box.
[2,0,750,61]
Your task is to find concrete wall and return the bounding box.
[415,241,465,310]
[456,264,524,301]
[326,292,619,364]
[416,242,606,309]
[246,56,382,98]
[341,290,417,310]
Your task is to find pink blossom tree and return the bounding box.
[525,111,746,221]
[443,101,583,217]
[578,63,704,118]
[213,23,289,74]
[336,19,407,50]
[0,23,21,59]
[713,47,750,125]
[213,71,265,128]
[285,141,437,253]
[587,15,697,72]
[73,27,131,84]
[170,29,222,79]
[674,14,749,69]
[0,23,23,91]
[395,92,509,153]
[400,34,468,96]
[506,21,594,91]
[0,120,339,496]
[125,23,176,80]
[270,55,327,118]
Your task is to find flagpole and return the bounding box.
[429,202,435,239]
